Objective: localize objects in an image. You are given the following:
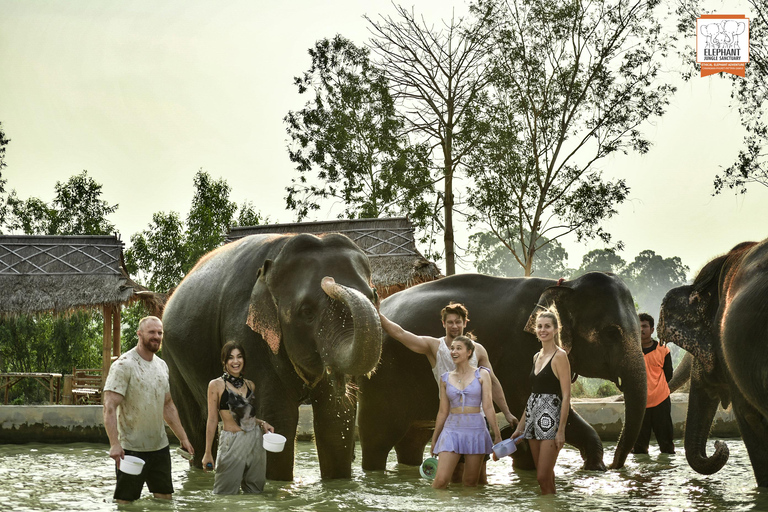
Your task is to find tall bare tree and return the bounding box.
[284,36,434,241]
[466,0,676,276]
[365,5,495,275]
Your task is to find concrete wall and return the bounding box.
[0,393,739,444]
[0,404,108,444]
[571,394,739,441]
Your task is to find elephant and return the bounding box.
[358,272,647,472]
[668,351,693,393]
[161,233,382,480]
[700,22,722,49]
[721,20,746,50]
[658,239,768,487]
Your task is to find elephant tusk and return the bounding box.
[321,276,337,295]
[326,366,332,375]
[618,377,622,388]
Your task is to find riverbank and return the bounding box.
[0,393,739,444]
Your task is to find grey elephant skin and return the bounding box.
[162,233,382,480]
[668,351,692,393]
[659,239,768,487]
[358,272,647,471]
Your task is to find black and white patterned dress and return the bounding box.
[523,352,563,441]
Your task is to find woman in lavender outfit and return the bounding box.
[431,335,501,489]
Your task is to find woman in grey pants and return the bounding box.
[202,341,274,494]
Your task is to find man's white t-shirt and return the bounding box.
[104,347,170,452]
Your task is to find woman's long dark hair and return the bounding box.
[221,340,247,372]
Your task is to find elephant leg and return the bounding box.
[359,374,423,471]
[359,405,414,471]
[511,440,536,470]
[310,379,357,479]
[731,393,768,488]
[166,357,208,468]
[565,407,606,471]
[394,422,434,466]
[261,385,300,481]
[264,406,299,481]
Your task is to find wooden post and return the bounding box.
[102,304,112,387]
[62,375,73,405]
[112,305,121,359]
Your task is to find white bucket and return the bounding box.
[262,432,286,453]
[119,455,145,475]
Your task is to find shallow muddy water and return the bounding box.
[1,439,766,511]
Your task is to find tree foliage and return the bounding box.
[469,230,569,278]
[0,122,9,230]
[465,0,675,276]
[285,35,434,240]
[0,312,101,375]
[50,171,118,235]
[126,170,265,293]
[574,248,689,315]
[235,201,267,228]
[3,171,117,236]
[365,5,496,274]
[125,211,187,293]
[577,248,627,275]
[0,170,116,403]
[0,121,8,171]
[675,0,768,193]
[186,170,238,268]
[621,249,689,313]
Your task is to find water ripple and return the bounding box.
[0,439,762,511]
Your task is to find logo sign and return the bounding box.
[696,14,750,77]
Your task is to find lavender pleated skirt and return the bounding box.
[433,412,493,455]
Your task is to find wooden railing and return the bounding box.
[71,367,103,405]
[0,373,62,404]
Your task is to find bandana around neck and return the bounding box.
[222,372,244,389]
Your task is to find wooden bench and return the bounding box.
[71,367,103,405]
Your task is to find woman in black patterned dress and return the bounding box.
[511,310,571,494]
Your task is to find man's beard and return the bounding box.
[141,338,161,353]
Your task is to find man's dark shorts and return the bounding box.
[114,445,173,502]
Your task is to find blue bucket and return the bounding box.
[492,435,524,458]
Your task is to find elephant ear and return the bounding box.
[525,285,574,353]
[246,259,282,355]
[663,286,718,374]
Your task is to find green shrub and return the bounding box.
[596,381,620,397]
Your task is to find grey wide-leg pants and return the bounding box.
[214,428,266,494]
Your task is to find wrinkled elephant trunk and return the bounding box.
[610,361,647,469]
[685,364,730,474]
[320,277,382,377]
[669,352,693,393]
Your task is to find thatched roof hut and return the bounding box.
[227,217,441,299]
[0,235,152,315]
[0,235,162,384]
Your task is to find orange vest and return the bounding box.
[644,342,670,408]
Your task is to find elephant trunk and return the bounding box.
[320,277,382,376]
[684,363,729,474]
[609,360,647,469]
[669,352,693,393]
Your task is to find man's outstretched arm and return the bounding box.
[379,313,436,356]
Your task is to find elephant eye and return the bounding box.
[600,325,624,343]
[299,304,315,322]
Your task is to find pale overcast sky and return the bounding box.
[1,0,765,279]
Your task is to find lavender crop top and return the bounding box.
[441,368,484,409]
